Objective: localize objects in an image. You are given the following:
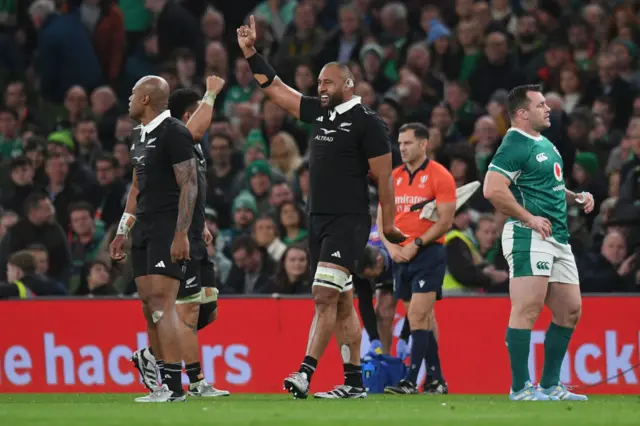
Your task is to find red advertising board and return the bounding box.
[0,297,638,394]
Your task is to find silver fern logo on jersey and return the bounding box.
[553,162,563,181]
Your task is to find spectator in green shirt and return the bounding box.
[0,107,22,160]
[224,57,258,117]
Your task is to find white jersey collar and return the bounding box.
[141,110,171,139]
[507,127,542,141]
[328,96,362,120]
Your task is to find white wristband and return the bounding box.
[117,213,136,236]
[202,91,217,106]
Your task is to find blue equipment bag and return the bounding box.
[361,354,408,393]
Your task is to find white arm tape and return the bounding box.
[116,213,136,236]
[202,91,217,106]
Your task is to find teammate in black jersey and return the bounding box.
[238,16,406,399]
[109,76,197,403]
[128,77,230,398]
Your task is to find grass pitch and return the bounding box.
[0,394,638,426]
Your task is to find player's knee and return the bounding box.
[513,301,544,325]
[558,301,582,328]
[407,308,429,329]
[313,290,339,313]
[312,266,349,307]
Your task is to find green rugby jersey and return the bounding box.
[488,128,569,244]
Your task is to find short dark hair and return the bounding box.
[357,245,380,275]
[95,154,119,168]
[209,132,232,147]
[24,192,48,215]
[231,235,258,255]
[593,96,615,114]
[24,136,46,153]
[10,156,31,171]
[68,201,95,217]
[445,80,469,93]
[169,88,202,120]
[8,250,37,275]
[399,122,430,140]
[507,84,543,118]
[74,113,96,127]
[433,101,454,116]
[46,152,67,164]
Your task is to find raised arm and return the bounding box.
[237,15,303,119]
[186,75,225,141]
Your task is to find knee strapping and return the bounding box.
[151,310,164,324]
[313,266,350,292]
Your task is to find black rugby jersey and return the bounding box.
[299,96,391,214]
[130,110,195,218]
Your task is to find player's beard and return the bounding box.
[326,92,344,109]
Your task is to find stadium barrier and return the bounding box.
[1,296,638,394]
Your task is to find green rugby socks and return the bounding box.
[506,328,532,392]
[540,323,574,389]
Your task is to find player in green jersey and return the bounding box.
[483,85,594,401]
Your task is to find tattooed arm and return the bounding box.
[173,158,198,233]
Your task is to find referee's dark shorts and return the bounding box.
[393,243,446,302]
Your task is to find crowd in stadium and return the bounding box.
[0,0,638,299]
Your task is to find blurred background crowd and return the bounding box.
[0,0,639,299]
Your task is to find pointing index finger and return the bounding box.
[250,15,256,32]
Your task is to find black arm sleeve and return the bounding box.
[361,108,391,159]
[446,238,494,289]
[353,275,379,340]
[299,96,323,124]
[400,315,411,341]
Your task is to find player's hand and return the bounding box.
[575,191,595,214]
[206,75,225,95]
[525,215,552,239]
[396,338,410,360]
[387,244,410,263]
[399,243,419,262]
[490,270,509,284]
[383,226,407,244]
[109,234,127,262]
[618,254,636,276]
[203,228,213,245]
[237,15,257,52]
[170,232,191,263]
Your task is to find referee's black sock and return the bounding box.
[406,330,429,385]
[343,363,363,388]
[299,356,317,383]
[185,362,204,385]
[163,362,184,394]
[424,331,444,381]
